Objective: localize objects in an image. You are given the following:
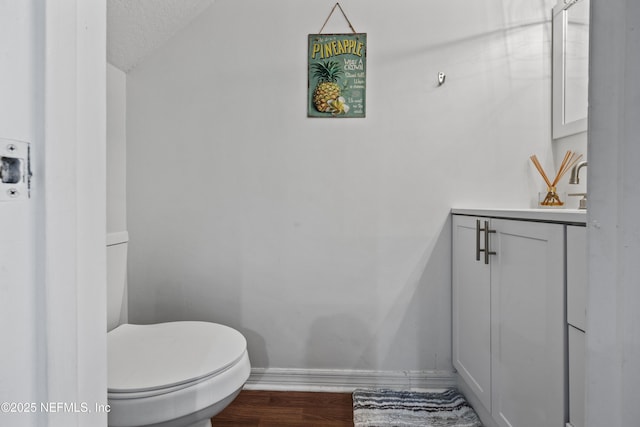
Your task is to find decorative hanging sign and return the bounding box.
[308,4,366,118]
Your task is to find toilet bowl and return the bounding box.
[106,233,250,427]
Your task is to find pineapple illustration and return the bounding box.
[311,61,344,113]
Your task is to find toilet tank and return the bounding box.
[107,231,129,331]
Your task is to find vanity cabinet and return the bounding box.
[453,214,565,427]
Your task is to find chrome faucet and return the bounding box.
[569,161,588,209]
[569,161,588,184]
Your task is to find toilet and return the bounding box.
[106,232,250,427]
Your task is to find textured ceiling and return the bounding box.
[107,0,214,72]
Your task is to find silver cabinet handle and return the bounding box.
[484,220,496,264]
[476,219,482,261]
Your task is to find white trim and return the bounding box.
[42,1,107,425]
[244,368,456,393]
[107,231,129,246]
[552,0,589,139]
[456,374,498,427]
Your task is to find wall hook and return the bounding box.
[438,72,446,86]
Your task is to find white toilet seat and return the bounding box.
[108,353,244,400]
[108,321,247,393]
[107,321,250,427]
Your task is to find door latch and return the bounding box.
[0,138,31,201]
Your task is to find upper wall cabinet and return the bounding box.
[552,0,590,139]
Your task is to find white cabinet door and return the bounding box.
[452,215,492,411]
[490,219,565,427]
[567,226,587,330]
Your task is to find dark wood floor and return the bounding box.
[211,390,354,426]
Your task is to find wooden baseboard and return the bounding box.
[245,368,456,393]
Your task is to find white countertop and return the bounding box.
[451,208,587,225]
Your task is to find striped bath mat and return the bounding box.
[352,388,482,427]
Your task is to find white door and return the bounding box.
[452,215,492,411]
[0,3,41,425]
[490,219,565,427]
[1,2,107,426]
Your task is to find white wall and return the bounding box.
[108,63,127,233]
[554,131,588,208]
[126,0,560,372]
